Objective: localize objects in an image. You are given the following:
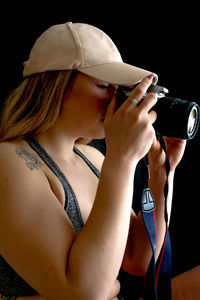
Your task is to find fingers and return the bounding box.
[107,279,121,300]
[122,74,157,112]
[104,91,117,123]
[141,92,157,113]
[104,75,158,163]
[129,74,155,103]
[149,109,157,124]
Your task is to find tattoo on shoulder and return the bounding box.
[15,147,43,171]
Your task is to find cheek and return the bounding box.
[64,83,110,118]
[90,90,111,111]
[90,98,110,117]
[81,93,110,116]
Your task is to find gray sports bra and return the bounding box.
[0,136,100,299]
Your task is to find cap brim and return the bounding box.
[78,61,158,86]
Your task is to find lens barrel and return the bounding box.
[153,97,200,139]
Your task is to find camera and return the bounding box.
[117,84,200,139]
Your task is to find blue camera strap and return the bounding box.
[142,135,171,300]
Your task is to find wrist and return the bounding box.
[149,163,175,199]
[103,154,137,176]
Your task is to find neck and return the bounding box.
[35,126,78,161]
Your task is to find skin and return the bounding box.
[0,73,186,300]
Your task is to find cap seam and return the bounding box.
[66,22,84,67]
[77,61,124,69]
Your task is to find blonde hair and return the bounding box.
[0,70,77,142]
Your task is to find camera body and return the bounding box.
[117,85,200,139]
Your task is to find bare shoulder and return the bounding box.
[0,139,44,175]
[0,140,49,204]
[76,143,105,172]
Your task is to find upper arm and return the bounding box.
[0,144,76,299]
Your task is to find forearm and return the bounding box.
[149,166,175,256]
[67,157,136,299]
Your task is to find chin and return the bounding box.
[94,133,105,139]
[91,121,105,138]
[89,132,105,140]
[80,121,105,140]
[87,129,105,140]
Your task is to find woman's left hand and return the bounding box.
[149,135,187,172]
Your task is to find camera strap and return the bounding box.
[142,135,171,300]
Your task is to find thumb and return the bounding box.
[104,91,118,122]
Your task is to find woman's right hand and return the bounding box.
[104,74,157,167]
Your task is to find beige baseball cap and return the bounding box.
[23,22,158,85]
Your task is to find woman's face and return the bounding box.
[61,72,117,139]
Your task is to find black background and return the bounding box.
[1,0,199,286]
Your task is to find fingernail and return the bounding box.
[147,74,154,80]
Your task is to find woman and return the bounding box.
[0,22,186,299]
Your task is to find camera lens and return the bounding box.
[153,98,200,139]
[187,105,199,138]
